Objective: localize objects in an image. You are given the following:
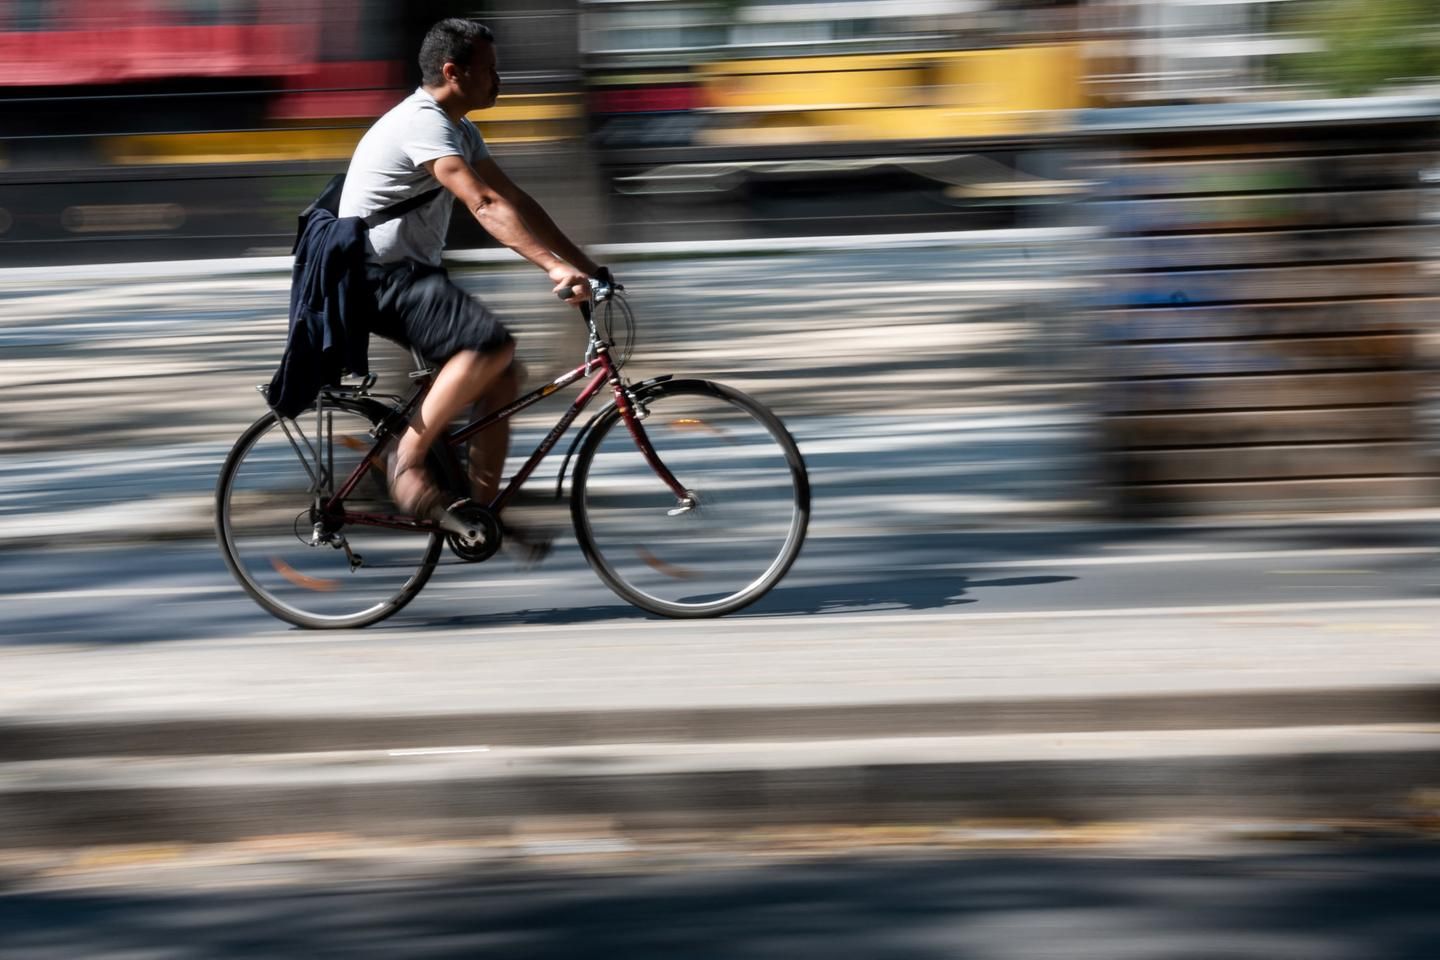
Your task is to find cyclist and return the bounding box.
[338,17,603,533]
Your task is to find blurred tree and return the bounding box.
[1277,0,1440,96]
[708,0,748,22]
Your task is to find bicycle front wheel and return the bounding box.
[571,379,809,618]
[216,398,442,629]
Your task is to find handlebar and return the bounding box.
[555,275,621,306]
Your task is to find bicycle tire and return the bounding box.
[570,379,809,618]
[216,397,443,629]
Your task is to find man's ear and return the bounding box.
[441,61,461,85]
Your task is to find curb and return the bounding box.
[5,685,1437,762]
[2,728,1435,847]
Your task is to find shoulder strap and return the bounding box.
[364,186,446,228]
[302,174,446,228]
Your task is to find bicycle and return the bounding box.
[216,277,810,628]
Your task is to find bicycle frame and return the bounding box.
[317,341,689,536]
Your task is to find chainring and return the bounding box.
[445,500,502,563]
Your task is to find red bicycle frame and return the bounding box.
[321,346,689,534]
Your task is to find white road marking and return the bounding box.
[183,597,1440,648]
[4,546,1431,606]
[1,585,235,601]
[1266,569,1376,576]
[934,547,1440,569]
[670,598,1440,626]
[2,579,553,602]
[493,598,1440,634]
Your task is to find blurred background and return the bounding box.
[4,0,1440,512]
[3,3,1440,956]
[8,0,1435,262]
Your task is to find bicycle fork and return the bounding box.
[612,379,698,516]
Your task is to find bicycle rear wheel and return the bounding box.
[571,379,809,617]
[216,398,442,629]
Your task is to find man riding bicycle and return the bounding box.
[223,18,809,628]
[338,17,604,535]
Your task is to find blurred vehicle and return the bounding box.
[0,0,586,265]
[580,0,1096,240]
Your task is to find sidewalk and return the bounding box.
[2,600,1437,845]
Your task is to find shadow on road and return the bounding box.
[750,574,1077,616]
[410,570,1080,630]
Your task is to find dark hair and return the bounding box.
[418,18,494,87]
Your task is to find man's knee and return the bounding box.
[449,340,514,373]
[475,340,516,376]
[479,358,522,414]
[443,345,516,410]
[501,355,526,391]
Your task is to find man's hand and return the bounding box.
[549,264,592,305]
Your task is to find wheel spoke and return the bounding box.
[217,402,440,628]
[574,381,808,617]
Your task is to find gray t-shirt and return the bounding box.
[338,88,489,266]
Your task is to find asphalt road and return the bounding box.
[1,515,1436,730]
[3,842,1437,959]
[3,518,1439,646]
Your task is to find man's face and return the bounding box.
[456,40,500,110]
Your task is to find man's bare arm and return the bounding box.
[428,155,560,270]
[472,157,600,276]
[427,154,592,301]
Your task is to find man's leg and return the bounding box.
[391,341,515,515]
[372,264,516,517]
[465,361,519,504]
[466,359,553,562]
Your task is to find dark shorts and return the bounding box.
[365,261,513,364]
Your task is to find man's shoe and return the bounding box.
[502,523,554,568]
[499,490,562,568]
[386,449,471,535]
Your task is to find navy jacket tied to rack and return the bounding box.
[266,174,444,419]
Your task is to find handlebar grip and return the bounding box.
[557,277,617,303]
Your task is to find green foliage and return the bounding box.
[1277,0,1440,96]
[708,0,749,20]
